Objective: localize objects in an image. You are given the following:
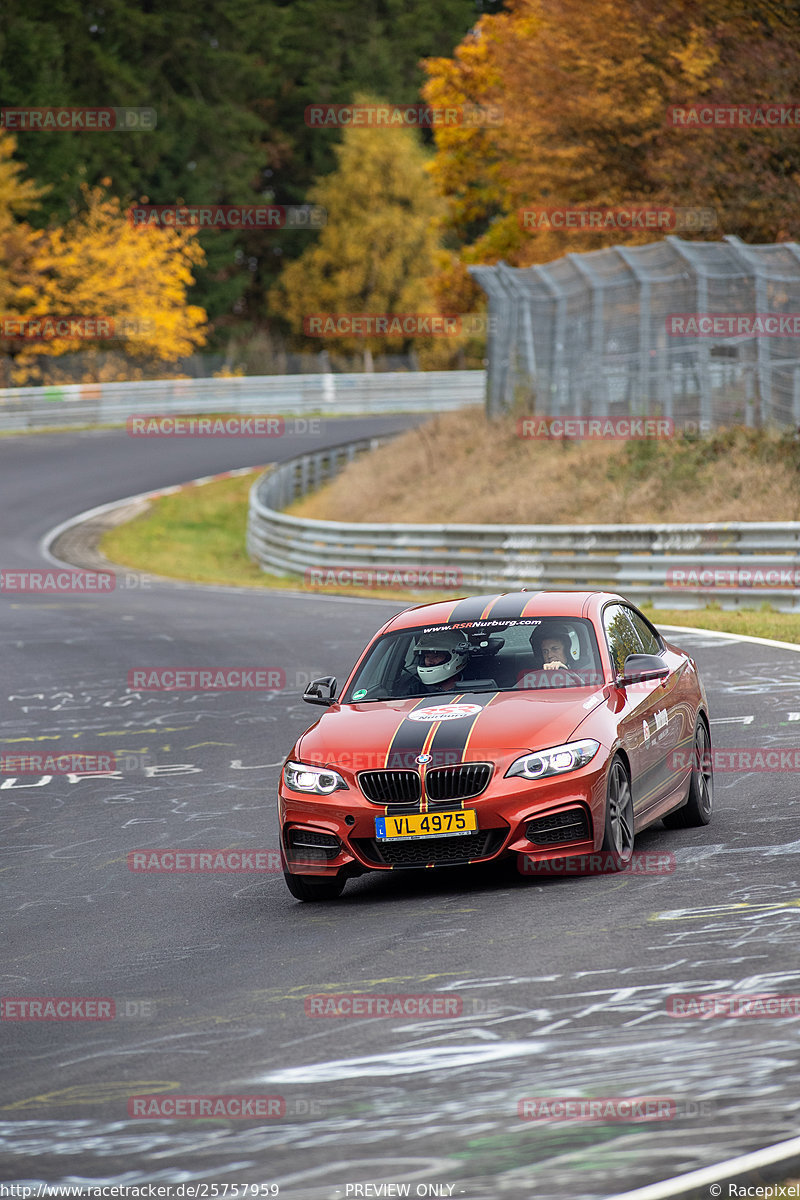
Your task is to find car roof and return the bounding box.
[382,590,627,633]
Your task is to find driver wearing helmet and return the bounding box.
[410,629,470,691]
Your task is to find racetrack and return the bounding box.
[1,423,799,1198]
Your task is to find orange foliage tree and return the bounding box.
[422,0,800,308]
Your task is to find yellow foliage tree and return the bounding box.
[0,132,45,314]
[10,184,208,383]
[270,95,446,363]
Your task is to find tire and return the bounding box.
[663,719,713,829]
[600,756,634,869]
[283,871,346,902]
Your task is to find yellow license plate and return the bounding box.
[375,810,478,840]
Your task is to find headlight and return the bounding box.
[505,739,600,781]
[283,761,348,795]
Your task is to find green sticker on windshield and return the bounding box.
[353,689,368,700]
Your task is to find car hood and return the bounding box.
[296,688,606,769]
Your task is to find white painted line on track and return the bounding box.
[605,1130,800,1200]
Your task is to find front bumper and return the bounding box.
[279,760,609,877]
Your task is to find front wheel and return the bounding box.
[283,871,346,902]
[663,719,713,829]
[601,756,634,869]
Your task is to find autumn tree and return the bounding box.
[269,97,446,365]
[0,132,45,313]
[8,184,208,383]
[422,0,800,308]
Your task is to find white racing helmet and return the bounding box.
[412,629,470,687]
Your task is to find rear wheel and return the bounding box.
[283,871,346,901]
[601,756,634,869]
[663,719,713,828]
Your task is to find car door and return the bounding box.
[602,603,673,815]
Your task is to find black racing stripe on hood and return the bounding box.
[445,595,504,623]
[426,692,498,765]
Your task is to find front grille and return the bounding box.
[526,807,591,845]
[353,828,506,868]
[426,762,492,802]
[359,770,421,805]
[286,828,341,861]
[359,763,492,808]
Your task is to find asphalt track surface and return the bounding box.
[1,422,799,1199]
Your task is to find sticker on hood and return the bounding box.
[407,703,483,722]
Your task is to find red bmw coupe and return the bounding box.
[279,591,712,900]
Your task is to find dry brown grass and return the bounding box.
[289,408,800,525]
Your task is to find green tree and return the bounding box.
[0,0,487,333]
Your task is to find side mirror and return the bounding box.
[618,654,669,686]
[303,676,338,706]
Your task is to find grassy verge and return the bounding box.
[100,470,800,644]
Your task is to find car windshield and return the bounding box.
[341,617,605,702]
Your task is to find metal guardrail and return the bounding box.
[247,437,800,611]
[0,370,485,431]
